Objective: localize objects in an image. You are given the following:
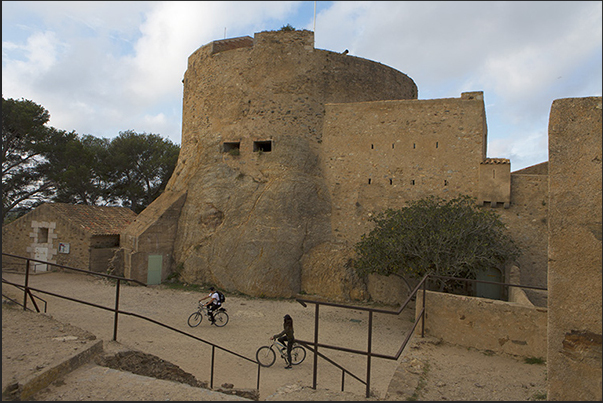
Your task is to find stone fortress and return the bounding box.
[119,29,551,304]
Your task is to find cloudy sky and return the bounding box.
[2,1,601,171]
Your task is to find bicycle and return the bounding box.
[187,302,229,327]
[255,338,306,367]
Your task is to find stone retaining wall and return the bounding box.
[416,290,547,358]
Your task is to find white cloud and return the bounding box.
[2,1,601,171]
[125,1,304,101]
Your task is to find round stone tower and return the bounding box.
[162,29,417,297]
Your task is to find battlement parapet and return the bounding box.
[210,35,253,54]
[481,158,510,165]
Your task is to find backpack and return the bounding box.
[217,290,226,303]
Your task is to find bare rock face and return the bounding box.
[165,30,417,298]
[176,159,333,298]
[122,29,417,298]
[301,242,369,301]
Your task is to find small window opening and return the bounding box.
[436,142,439,148]
[392,143,395,149]
[492,169,496,179]
[223,142,241,155]
[389,178,393,185]
[38,227,49,243]
[253,140,272,152]
[411,180,415,185]
[413,143,416,149]
[371,144,374,149]
[444,180,448,186]
[368,178,372,184]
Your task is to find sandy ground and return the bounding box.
[2,271,547,401]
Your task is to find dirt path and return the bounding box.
[2,271,547,401]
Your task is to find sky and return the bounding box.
[2,1,602,171]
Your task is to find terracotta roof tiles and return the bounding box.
[47,203,137,236]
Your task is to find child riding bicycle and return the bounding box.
[199,286,222,325]
[271,314,294,369]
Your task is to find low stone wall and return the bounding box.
[416,290,547,359]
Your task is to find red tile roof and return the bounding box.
[47,203,137,235]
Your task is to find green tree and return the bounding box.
[353,195,521,293]
[1,97,71,223]
[105,130,180,213]
[45,134,114,206]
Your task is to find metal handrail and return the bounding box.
[295,273,547,398]
[2,278,48,312]
[1,253,263,392]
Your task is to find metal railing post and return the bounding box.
[113,279,121,341]
[23,259,31,311]
[365,310,373,398]
[312,303,319,390]
[210,345,216,389]
[421,277,426,337]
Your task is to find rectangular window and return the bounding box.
[253,140,272,152]
[223,142,241,155]
[38,227,49,243]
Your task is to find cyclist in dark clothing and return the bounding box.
[271,314,294,368]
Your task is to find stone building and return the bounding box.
[2,203,137,273]
[119,29,549,304]
[546,97,601,401]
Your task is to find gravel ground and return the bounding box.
[2,271,547,401]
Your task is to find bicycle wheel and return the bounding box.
[290,345,306,365]
[187,311,202,327]
[213,310,229,327]
[256,346,276,367]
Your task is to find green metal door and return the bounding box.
[475,267,503,300]
[147,255,162,285]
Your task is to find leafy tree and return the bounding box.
[279,24,295,31]
[3,97,181,221]
[46,134,113,206]
[105,130,180,213]
[1,97,71,223]
[353,195,521,293]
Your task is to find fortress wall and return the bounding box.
[168,29,417,192]
[417,290,548,358]
[121,191,187,282]
[498,173,548,291]
[547,96,602,401]
[321,93,487,244]
[478,159,510,207]
[158,30,419,296]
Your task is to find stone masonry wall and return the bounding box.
[145,29,418,297]
[121,191,187,283]
[2,204,90,271]
[416,290,548,358]
[121,29,549,307]
[321,93,487,244]
[547,96,602,401]
[497,171,549,291]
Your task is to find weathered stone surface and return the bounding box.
[162,29,417,298]
[547,96,602,401]
[300,241,368,301]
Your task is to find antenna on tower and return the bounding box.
[313,1,316,32]
[224,27,227,38]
